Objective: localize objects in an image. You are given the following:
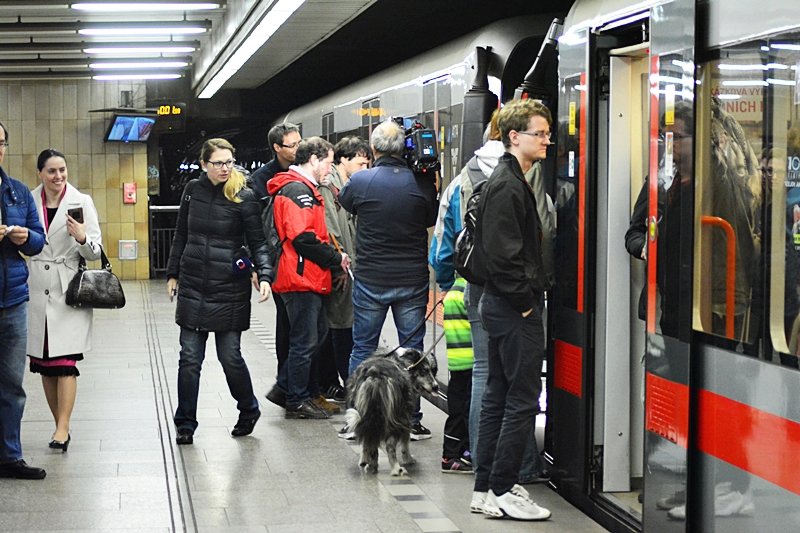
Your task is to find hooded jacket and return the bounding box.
[166,175,271,332]
[1,168,46,308]
[268,167,342,294]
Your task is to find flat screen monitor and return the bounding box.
[104,114,156,143]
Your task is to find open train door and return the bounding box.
[549,1,697,530]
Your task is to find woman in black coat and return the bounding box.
[166,138,272,445]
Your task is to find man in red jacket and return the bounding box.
[269,137,350,419]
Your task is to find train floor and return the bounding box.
[1,280,608,533]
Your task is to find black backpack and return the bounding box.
[454,162,488,285]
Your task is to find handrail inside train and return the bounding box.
[701,216,736,339]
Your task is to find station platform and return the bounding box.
[2,281,608,533]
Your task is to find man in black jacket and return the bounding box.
[469,99,552,521]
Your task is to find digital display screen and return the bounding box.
[104,114,156,143]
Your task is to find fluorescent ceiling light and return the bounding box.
[93,73,182,80]
[84,45,196,54]
[80,27,206,35]
[771,43,800,51]
[198,0,304,98]
[72,3,219,11]
[600,11,648,32]
[90,61,189,69]
[717,94,741,100]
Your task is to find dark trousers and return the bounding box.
[474,290,544,495]
[273,293,291,375]
[443,368,472,459]
[314,332,341,392]
[330,327,353,384]
[276,291,328,408]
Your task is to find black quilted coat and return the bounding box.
[166,176,272,332]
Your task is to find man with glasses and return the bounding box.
[267,137,349,419]
[468,99,552,521]
[0,120,47,479]
[250,123,301,407]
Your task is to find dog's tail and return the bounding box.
[350,375,408,450]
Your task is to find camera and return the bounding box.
[393,117,440,177]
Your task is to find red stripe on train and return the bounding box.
[697,389,800,496]
[554,339,583,398]
[646,372,800,495]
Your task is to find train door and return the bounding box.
[551,1,696,531]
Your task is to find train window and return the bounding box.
[694,30,800,366]
[322,113,334,142]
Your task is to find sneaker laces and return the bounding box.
[509,484,534,503]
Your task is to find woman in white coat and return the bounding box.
[27,149,101,452]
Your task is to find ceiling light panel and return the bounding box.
[72,3,220,12]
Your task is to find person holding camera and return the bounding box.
[338,120,438,439]
[166,138,272,445]
[0,122,47,479]
[26,148,103,453]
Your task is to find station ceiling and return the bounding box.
[0,0,574,118]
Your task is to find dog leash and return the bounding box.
[387,297,445,356]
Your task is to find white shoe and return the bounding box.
[667,488,754,520]
[470,491,496,515]
[478,490,504,518]
[490,486,551,521]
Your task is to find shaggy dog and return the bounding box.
[345,348,438,476]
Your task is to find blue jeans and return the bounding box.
[0,302,28,462]
[466,284,542,477]
[349,280,428,423]
[174,328,259,433]
[474,289,545,495]
[349,279,428,375]
[276,291,328,408]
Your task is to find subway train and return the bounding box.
[281,0,800,531]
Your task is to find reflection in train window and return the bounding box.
[694,31,800,367]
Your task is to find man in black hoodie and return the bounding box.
[469,99,552,521]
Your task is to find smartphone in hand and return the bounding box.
[67,207,84,224]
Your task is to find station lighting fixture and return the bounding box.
[89,60,190,69]
[198,0,305,99]
[83,43,198,54]
[93,73,182,80]
[79,26,207,36]
[71,2,220,11]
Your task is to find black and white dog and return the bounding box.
[345,347,438,476]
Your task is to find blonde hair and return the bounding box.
[201,137,245,203]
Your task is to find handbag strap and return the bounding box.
[76,245,112,273]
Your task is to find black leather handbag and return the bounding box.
[65,246,126,309]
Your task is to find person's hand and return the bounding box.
[641,243,647,260]
[340,252,351,272]
[167,278,178,302]
[0,224,9,243]
[258,281,271,303]
[522,308,533,318]
[5,225,28,246]
[332,273,348,291]
[66,214,86,244]
[251,271,259,290]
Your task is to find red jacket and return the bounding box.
[268,168,342,294]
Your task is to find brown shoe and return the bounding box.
[313,395,341,415]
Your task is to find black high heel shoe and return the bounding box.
[49,434,71,453]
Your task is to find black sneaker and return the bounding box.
[337,424,355,440]
[441,457,473,474]
[285,399,330,420]
[265,385,286,408]
[410,421,431,441]
[324,384,347,403]
[0,460,46,480]
[175,430,194,445]
[231,411,261,437]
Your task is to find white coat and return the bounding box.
[26,182,102,358]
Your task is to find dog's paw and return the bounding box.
[390,465,408,477]
[362,463,378,474]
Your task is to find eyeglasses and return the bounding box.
[207,159,235,169]
[517,130,552,141]
[0,142,8,148]
[279,141,301,149]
